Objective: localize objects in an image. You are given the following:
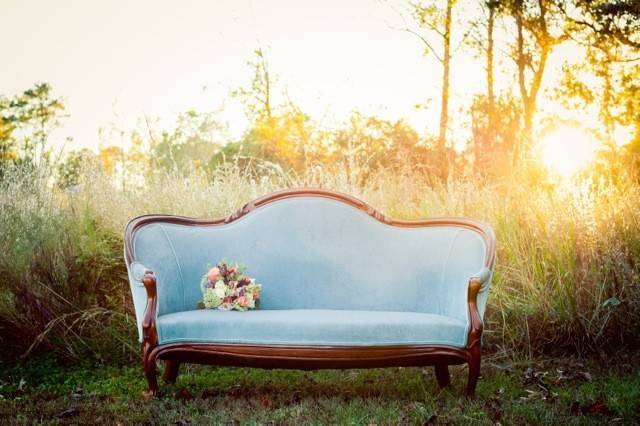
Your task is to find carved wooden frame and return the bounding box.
[124,188,496,397]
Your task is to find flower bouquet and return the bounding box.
[199,261,261,311]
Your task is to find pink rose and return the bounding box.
[228,266,238,275]
[207,267,221,282]
[236,296,248,307]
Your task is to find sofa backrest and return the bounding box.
[125,190,495,339]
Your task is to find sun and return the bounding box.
[538,126,600,177]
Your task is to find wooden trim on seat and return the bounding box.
[151,343,470,370]
[125,188,496,397]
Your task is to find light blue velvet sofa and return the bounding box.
[125,189,496,397]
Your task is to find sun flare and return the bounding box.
[538,126,600,177]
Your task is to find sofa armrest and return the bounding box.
[141,270,158,346]
[467,266,492,349]
[470,267,491,288]
[470,266,491,284]
[130,261,152,285]
[129,261,159,349]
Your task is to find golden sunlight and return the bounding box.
[538,126,600,177]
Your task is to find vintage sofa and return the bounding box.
[124,189,496,397]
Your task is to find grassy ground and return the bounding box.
[1,355,638,425]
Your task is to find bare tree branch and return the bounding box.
[401,27,444,62]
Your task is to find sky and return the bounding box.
[1,0,491,151]
[2,0,612,153]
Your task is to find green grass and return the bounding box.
[1,356,638,425]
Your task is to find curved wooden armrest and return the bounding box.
[466,276,484,349]
[470,267,491,288]
[141,271,158,347]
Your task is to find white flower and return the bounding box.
[214,281,227,298]
[218,303,233,311]
[202,288,221,309]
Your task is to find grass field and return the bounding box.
[2,165,640,361]
[1,354,639,425]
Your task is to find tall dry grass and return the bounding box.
[1,161,639,363]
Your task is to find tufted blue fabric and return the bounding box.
[126,196,492,345]
[156,309,469,347]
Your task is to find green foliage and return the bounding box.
[0,83,65,169]
[0,167,136,363]
[470,94,521,174]
[572,0,640,49]
[56,149,97,189]
[148,111,226,174]
[558,1,640,151]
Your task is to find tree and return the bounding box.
[98,145,124,177]
[230,48,329,172]
[0,95,17,165]
[399,0,462,175]
[485,1,497,149]
[0,83,65,170]
[147,111,225,174]
[232,48,274,122]
[470,94,522,175]
[467,1,501,164]
[56,148,98,189]
[504,0,566,159]
[332,113,393,183]
[330,113,436,184]
[558,0,640,148]
[241,104,319,171]
[565,0,639,49]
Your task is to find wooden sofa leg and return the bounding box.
[143,350,158,397]
[434,364,450,388]
[163,360,180,384]
[466,344,481,398]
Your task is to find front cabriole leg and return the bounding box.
[466,275,484,398]
[141,270,159,397]
[466,341,481,397]
[142,343,158,397]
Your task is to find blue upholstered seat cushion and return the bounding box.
[156,309,469,347]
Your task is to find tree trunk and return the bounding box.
[486,5,495,106]
[438,0,454,174]
[515,6,529,161]
[515,0,551,160]
[601,57,614,146]
[487,2,495,146]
